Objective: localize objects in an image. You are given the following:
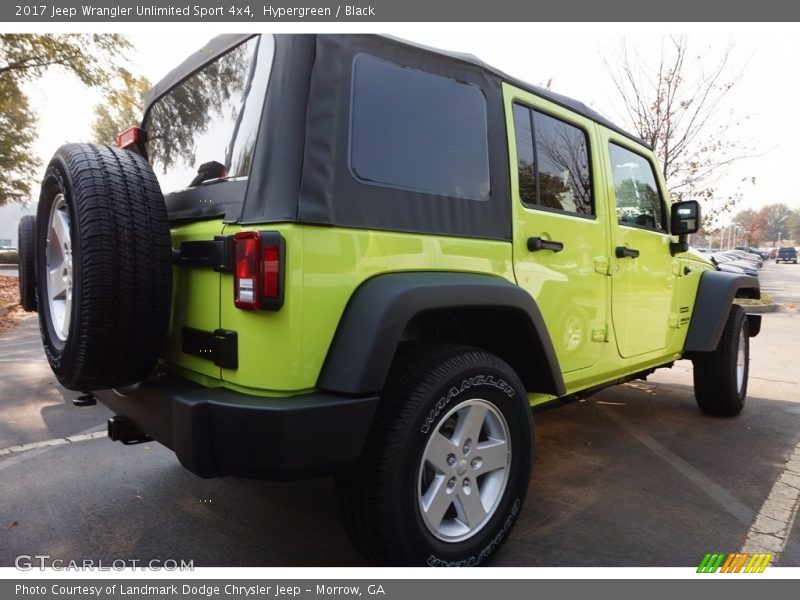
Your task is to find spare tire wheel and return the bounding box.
[36,143,172,391]
[17,214,37,312]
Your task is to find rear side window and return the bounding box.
[349,54,490,201]
[143,36,274,195]
[608,143,666,231]
[512,104,593,216]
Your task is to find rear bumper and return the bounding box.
[93,375,378,480]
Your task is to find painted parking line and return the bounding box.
[0,340,43,349]
[741,443,800,561]
[0,430,106,458]
[598,403,754,525]
[600,400,800,563]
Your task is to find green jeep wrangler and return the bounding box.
[20,34,761,566]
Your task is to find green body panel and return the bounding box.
[502,85,611,376]
[598,130,679,359]
[502,83,712,404]
[163,220,225,380]
[161,87,716,405]
[676,252,716,330]
[165,224,514,396]
[218,223,307,394]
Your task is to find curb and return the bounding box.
[740,303,779,314]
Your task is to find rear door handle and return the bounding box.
[615,246,640,259]
[528,237,564,252]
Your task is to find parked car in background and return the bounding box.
[730,249,762,268]
[776,247,798,264]
[735,247,764,266]
[710,250,759,277]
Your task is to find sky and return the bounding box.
[16,23,800,230]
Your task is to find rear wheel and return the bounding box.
[338,344,533,566]
[692,305,749,416]
[36,143,172,391]
[17,215,37,312]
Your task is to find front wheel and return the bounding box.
[692,305,749,416]
[338,344,533,566]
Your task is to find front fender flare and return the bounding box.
[684,270,760,353]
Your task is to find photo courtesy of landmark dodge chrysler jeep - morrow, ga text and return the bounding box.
[17,34,761,566]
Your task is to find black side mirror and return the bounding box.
[671,200,700,235]
[670,200,700,255]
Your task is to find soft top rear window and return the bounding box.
[143,35,274,201]
[349,54,490,202]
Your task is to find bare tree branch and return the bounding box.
[605,36,755,222]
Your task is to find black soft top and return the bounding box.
[146,34,645,239]
[145,33,641,145]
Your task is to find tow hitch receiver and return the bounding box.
[107,416,151,445]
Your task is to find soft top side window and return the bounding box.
[349,54,490,202]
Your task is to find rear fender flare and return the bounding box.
[317,272,566,397]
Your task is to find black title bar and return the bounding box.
[5,0,800,22]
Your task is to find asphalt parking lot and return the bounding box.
[1,262,799,567]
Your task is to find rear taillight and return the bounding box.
[233,231,285,310]
[117,126,145,150]
[234,232,260,309]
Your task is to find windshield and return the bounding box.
[142,35,275,195]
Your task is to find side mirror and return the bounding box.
[671,200,700,235]
[670,200,700,255]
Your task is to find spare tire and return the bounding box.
[35,143,172,391]
[18,215,37,312]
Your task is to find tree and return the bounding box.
[758,203,793,244]
[606,36,757,226]
[92,70,151,145]
[0,34,131,207]
[786,209,800,243]
[0,79,38,206]
[731,203,799,246]
[733,208,767,246]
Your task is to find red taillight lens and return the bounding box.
[263,244,280,299]
[117,126,144,149]
[233,231,284,310]
[234,232,260,310]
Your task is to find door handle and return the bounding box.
[528,237,564,252]
[615,246,640,259]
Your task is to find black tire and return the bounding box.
[338,344,533,566]
[692,304,749,416]
[35,143,172,391]
[17,215,37,312]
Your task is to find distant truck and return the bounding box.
[776,247,798,264]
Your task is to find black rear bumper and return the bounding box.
[93,376,378,480]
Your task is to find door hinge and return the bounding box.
[591,325,608,342]
[173,235,234,272]
[594,256,611,276]
[669,313,680,329]
[181,327,238,369]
